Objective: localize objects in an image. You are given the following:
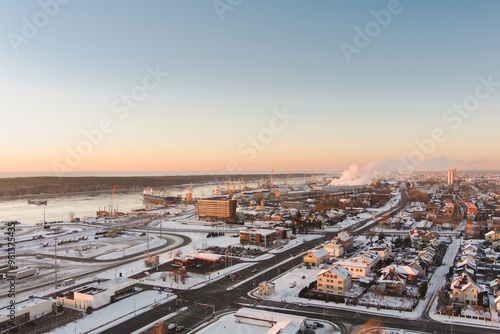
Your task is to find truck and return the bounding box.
[7,267,38,279]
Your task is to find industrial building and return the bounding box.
[233,308,307,334]
[197,198,237,220]
[57,277,137,310]
[0,297,52,330]
[239,229,278,247]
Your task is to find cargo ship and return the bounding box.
[142,187,180,204]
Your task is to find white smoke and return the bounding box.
[329,155,475,186]
[329,159,398,186]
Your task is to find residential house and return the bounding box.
[381,265,418,284]
[353,251,381,268]
[258,281,275,296]
[378,267,406,296]
[450,273,483,306]
[303,248,329,267]
[335,259,371,278]
[486,230,500,242]
[369,242,392,260]
[332,232,353,250]
[489,278,500,295]
[409,260,427,278]
[317,265,352,295]
[323,240,344,258]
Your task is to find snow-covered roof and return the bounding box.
[319,265,352,280]
[234,308,306,333]
[451,273,482,293]
[307,248,329,259]
[378,268,405,284]
[381,265,417,277]
[335,260,370,269]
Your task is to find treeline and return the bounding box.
[0,173,300,198]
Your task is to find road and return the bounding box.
[93,189,500,333]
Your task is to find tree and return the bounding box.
[352,318,384,334]
[378,231,386,242]
[149,321,164,334]
[367,230,376,244]
[86,306,93,315]
[419,282,428,299]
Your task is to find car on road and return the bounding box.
[167,323,177,330]
[313,322,324,328]
[251,268,257,273]
[175,326,185,332]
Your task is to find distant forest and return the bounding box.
[0,173,301,198]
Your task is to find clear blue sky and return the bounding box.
[1,0,499,173]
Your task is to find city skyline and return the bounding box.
[1,1,499,173]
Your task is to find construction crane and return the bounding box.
[270,169,274,185]
[285,173,290,185]
[311,169,316,183]
[241,177,250,190]
[234,179,241,190]
[110,185,116,216]
[222,179,230,192]
[258,178,265,187]
[228,178,236,190]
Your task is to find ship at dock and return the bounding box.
[142,187,180,204]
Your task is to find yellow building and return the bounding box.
[197,198,237,219]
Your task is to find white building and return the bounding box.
[0,297,52,330]
[234,308,307,334]
[58,277,137,310]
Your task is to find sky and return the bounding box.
[1,0,499,174]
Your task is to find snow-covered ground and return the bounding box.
[245,237,465,320]
[139,262,255,290]
[50,290,176,334]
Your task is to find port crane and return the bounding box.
[222,179,231,193]
[233,179,241,190]
[228,179,236,191]
[240,177,250,190]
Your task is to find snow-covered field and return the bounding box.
[139,262,255,290]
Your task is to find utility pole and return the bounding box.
[54,237,58,291]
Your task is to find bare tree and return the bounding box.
[352,318,384,334]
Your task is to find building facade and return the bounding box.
[197,198,237,219]
[317,265,352,295]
